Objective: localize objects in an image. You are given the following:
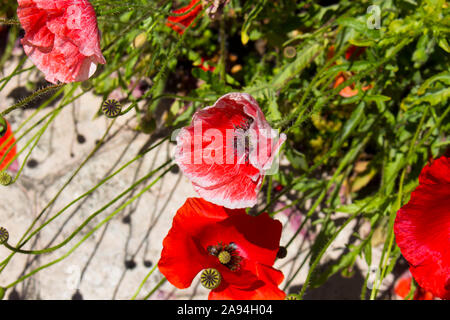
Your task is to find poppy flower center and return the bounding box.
[232,117,254,163]
[218,251,231,264]
[207,242,242,271]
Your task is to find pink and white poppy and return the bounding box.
[174,93,286,209]
[17,0,106,84]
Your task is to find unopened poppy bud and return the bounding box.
[200,268,222,290]
[0,171,12,186]
[0,227,9,245]
[133,32,147,49]
[277,246,287,259]
[81,80,93,91]
[0,117,7,137]
[285,294,298,300]
[101,99,122,118]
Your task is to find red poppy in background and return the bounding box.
[394,273,435,300]
[333,73,373,98]
[197,57,216,72]
[0,120,17,171]
[174,93,286,209]
[328,45,373,98]
[158,198,286,300]
[166,0,203,35]
[17,0,106,84]
[394,155,450,300]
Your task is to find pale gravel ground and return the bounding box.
[0,57,393,300]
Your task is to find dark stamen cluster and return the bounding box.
[233,117,254,164]
[207,242,242,271]
[233,117,253,131]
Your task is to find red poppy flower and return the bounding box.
[394,273,435,300]
[166,0,203,35]
[333,72,373,98]
[17,0,106,84]
[394,155,450,300]
[158,198,286,300]
[328,45,372,98]
[0,120,17,171]
[197,57,216,72]
[344,45,366,60]
[174,93,286,209]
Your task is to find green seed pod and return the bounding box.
[200,268,222,290]
[81,80,93,92]
[0,227,9,245]
[133,32,147,49]
[0,171,12,186]
[0,116,7,138]
[101,99,122,118]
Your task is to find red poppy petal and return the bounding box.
[345,45,366,60]
[419,156,450,185]
[158,198,231,288]
[175,93,285,209]
[192,171,261,209]
[394,276,412,299]
[17,0,105,84]
[167,0,203,34]
[197,211,282,267]
[209,264,285,300]
[339,86,359,98]
[333,73,345,88]
[158,232,213,289]
[394,156,450,300]
[216,261,261,290]
[0,121,17,171]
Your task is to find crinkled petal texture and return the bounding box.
[17,0,106,84]
[158,198,286,300]
[0,120,17,171]
[166,0,202,35]
[175,93,286,209]
[394,156,450,300]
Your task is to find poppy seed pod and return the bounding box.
[0,227,9,245]
[0,171,12,186]
[101,99,122,118]
[200,268,222,290]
